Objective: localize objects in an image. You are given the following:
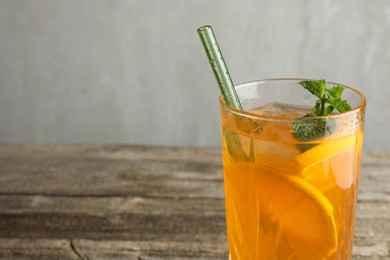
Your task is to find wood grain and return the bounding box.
[0,144,389,259]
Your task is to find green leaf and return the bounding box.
[318,79,327,98]
[298,80,326,99]
[327,97,351,113]
[292,118,336,141]
[293,79,353,144]
[309,100,322,116]
[323,105,334,115]
[327,86,344,99]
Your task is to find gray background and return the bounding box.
[0,0,389,151]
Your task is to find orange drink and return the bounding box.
[220,79,366,259]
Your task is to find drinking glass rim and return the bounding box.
[219,78,366,122]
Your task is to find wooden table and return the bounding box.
[0,145,389,259]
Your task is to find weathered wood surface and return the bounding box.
[0,144,389,259]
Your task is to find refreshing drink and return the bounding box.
[220,79,365,259]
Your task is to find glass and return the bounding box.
[220,78,366,259]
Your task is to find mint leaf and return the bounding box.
[327,86,344,99]
[292,79,353,144]
[309,100,322,116]
[327,97,351,113]
[323,105,334,115]
[298,80,326,99]
[292,118,336,141]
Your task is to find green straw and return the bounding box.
[197,25,243,110]
[197,25,253,163]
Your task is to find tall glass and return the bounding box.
[220,79,366,259]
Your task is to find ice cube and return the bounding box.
[249,102,310,118]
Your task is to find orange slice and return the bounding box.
[259,170,338,258]
[224,161,338,258]
[293,133,362,191]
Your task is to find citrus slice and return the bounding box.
[224,161,338,258]
[259,170,338,258]
[293,133,362,191]
[294,135,357,172]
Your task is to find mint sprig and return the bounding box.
[299,79,351,116]
[292,79,352,142]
